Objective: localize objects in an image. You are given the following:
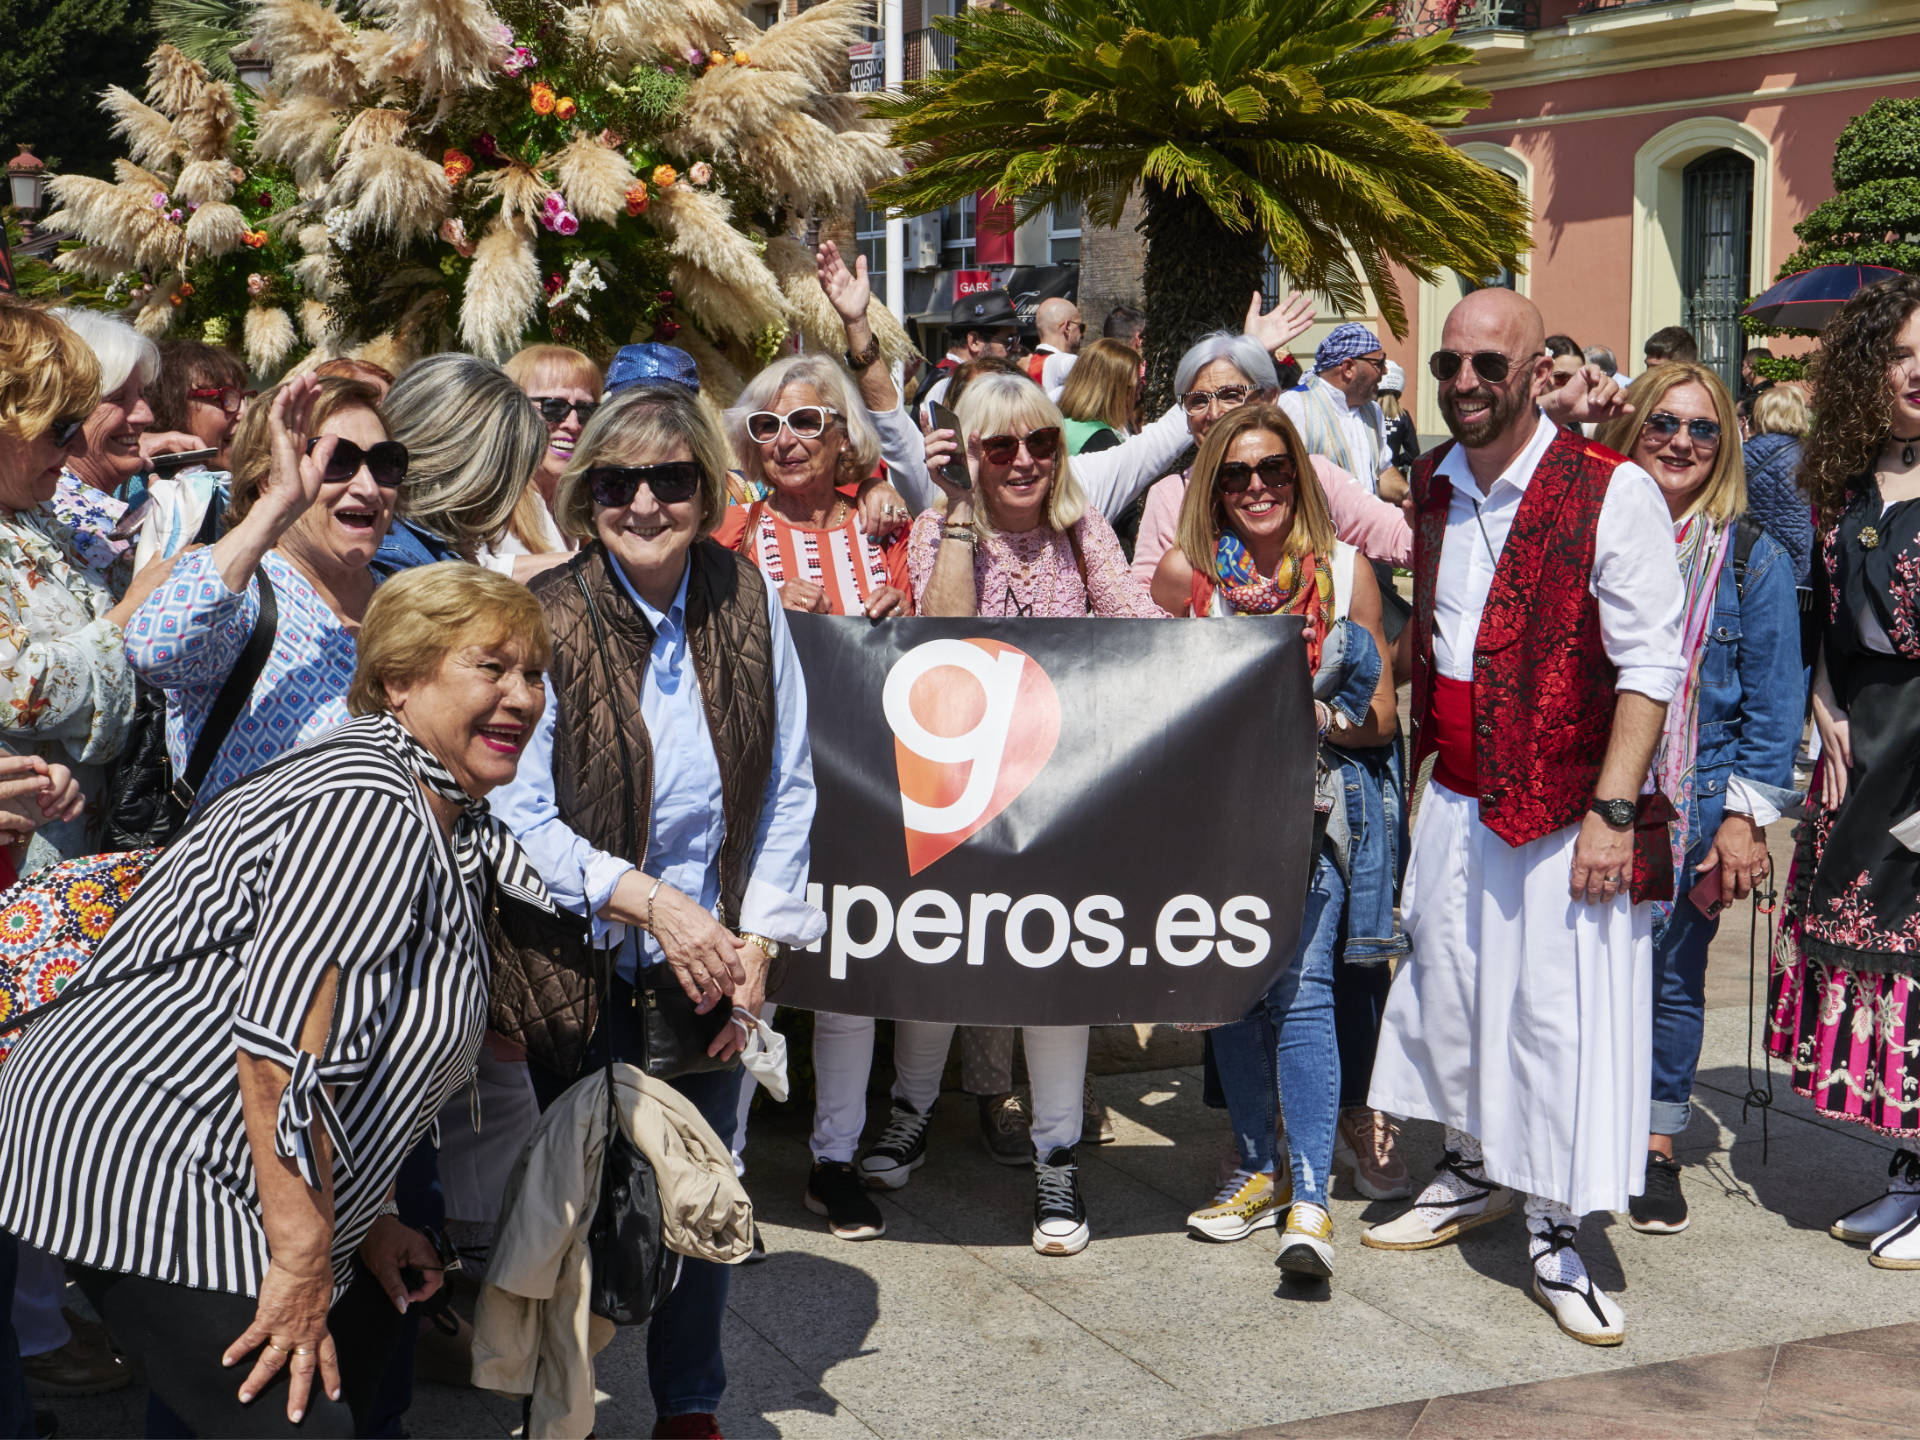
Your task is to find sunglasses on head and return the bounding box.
[47,415,86,448]
[534,396,599,426]
[1642,411,1722,449]
[305,435,409,487]
[1180,384,1252,415]
[979,427,1061,465]
[1428,349,1531,384]
[744,405,838,444]
[587,461,702,508]
[1217,454,1297,494]
[188,385,257,417]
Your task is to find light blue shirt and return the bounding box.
[492,556,826,983]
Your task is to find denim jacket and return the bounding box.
[369,518,462,579]
[1685,524,1803,871]
[1312,618,1407,965]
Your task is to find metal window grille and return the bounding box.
[1682,150,1754,395]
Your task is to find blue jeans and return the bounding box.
[532,974,744,1421]
[1650,875,1722,1137]
[1209,852,1343,1205]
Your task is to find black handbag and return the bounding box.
[103,565,279,851]
[573,566,733,1081]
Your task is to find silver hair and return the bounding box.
[1584,344,1618,376]
[723,354,882,491]
[51,308,160,398]
[1173,331,1279,397]
[382,353,548,553]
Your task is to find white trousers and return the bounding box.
[893,1022,1088,1157]
[811,1011,877,1163]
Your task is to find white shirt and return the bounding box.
[1431,413,1684,703]
[1279,376,1392,493]
[1041,349,1077,400]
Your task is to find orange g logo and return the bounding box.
[882,638,1060,876]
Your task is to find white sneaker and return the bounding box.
[1831,1151,1920,1244]
[1186,1169,1288,1243]
[1529,1222,1625,1346]
[1869,1211,1920,1269]
[1362,1150,1513,1251]
[1275,1202,1335,1279]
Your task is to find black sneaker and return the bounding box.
[805,1159,886,1240]
[1032,1146,1090,1255]
[858,1100,932,1190]
[979,1090,1032,1166]
[1628,1150,1688,1234]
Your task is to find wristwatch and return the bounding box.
[843,334,881,370]
[1589,797,1637,830]
[740,932,781,961]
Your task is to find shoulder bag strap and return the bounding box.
[1731,516,1761,607]
[0,925,258,1037]
[1063,522,1094,615]
[175,566,279,808]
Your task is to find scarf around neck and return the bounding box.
[1215,531,1333,668]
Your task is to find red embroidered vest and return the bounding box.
[1408,426,1674,903]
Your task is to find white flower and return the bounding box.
[547,258,609,318]
[324,206,356,252]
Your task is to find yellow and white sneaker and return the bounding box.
[1187,1168,1289,1242]
[1276,1201,1335,1279]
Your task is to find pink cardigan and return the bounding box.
[1130,454,1413,587]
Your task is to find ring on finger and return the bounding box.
[268,1339,294,1354]
[294,1346,315,1357]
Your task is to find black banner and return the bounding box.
[781,615,1317,1026]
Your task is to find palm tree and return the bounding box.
[869,0,1530,402]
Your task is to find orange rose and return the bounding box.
[555,96,577,121]
[625,182,650,217]
[733,50,751,65]
[443,149,473,182]
[178,282,194,297]
[651,164,677,189]
[707,51,727,67]
[530,83,556,115]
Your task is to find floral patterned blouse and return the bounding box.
[0,504,136,864]
[905,508,1165,618]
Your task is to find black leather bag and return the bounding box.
[574,568,733,1082]
[103,565,278,851]
[585,1060,678,1326]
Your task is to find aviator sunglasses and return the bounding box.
[1217,454,1297,494]
[304,435,410,487]
[1428,349,1535,385]
[979,427,1061,465]
[534,396,599,426]
[586,461,702,508]
[1641,411,1722,449]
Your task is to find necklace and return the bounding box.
[1897,432,1920,467]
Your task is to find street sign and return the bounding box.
[848,41,883,93]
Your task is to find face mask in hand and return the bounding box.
[731,1010,790,1102]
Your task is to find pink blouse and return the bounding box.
[907,509,1166,618]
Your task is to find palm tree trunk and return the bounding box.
[1140,179,1270,414]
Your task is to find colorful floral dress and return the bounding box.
[1768,480,1920,1133]
[0,505,137,866]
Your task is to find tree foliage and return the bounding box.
[0,0,157,176]
[868,0,1532,388]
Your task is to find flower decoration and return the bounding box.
[179,282,194,297]
[530,82,557,115]
[655,318,680,341]
[689,162,713,187]
[502,45,536,77]
[734,51,751,66]
[624,182,649,217]
[151,191,169,209]
[685,46,705,66]
[651,164,677,189]
[324,206,355,252]
[242,229,269,248]
[255,190,273,208]
[246,272,269,297]
[555,96,577,121]
[554,211,579,237]
[707,52,728,68]
[169,208,184,222]
[443,149,474,183]
[475,132,502,162]
[544,271,564,296]
[440,217,475,257]
[656,289,674,303]
[597,128,624,149]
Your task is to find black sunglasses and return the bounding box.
[1217,455,1297,494]
[305,435,409,487]
[1642,411,1722,449]
[48,416,86,448]
[534,397,599,426]
[1429,349,1532,385]
[587,461,702,508]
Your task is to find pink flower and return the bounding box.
[168,209,183,222]
[685,46,705,66]
[440,217,475,256]
[151,192,169,209]
[246,272,269,297]
[542,190,566,217]
[688,162,713,186]
[555,211,579,237]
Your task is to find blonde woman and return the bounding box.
[1592,363,1801,1236]
[503,344,602,558]
[1741,382,1814,587]
[1055,338,1141,456]
[372,354,548,582]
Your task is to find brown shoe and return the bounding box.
[1336,1106,1413,1200]
[22,1337,130,1398]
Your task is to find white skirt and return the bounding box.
[1367,783,1652,1215]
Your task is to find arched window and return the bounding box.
[1682,150,1754,393]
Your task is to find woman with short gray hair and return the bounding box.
[372,354,547,580]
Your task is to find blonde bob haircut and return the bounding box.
[0,303,101,442]
[1057,337,1141,434]
[225,376,388,526]
[724,354,881,493]
[383,353,549,555]
[552,383,732,542]
[956,373,1088,536]
[1752,383,1811,440]
[349,561,551,717]
[1177,403,1336,581]
[503,343,603,397]
[1594,362,1746,524]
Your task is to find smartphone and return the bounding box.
[927,401,971,491]
[149,447,218,478]
[1688,863,1725,917]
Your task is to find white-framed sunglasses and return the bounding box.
[745,405,841,443]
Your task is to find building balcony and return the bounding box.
[903,27,956,82]
[1398,0,1541,39]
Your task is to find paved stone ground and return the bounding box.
[46,828,1920,1438]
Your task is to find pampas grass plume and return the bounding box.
[245,306,299,371]
[673,66,811,161]
[749,0,869,96]
[581,0,737,65]
[252,0,364,104]
[475,163,552,226]
[53,246,136,283]
[174,158,237,205]
[185,202,248,256]
[360,0,506,98]
[651,186,787,342]
[331,143,453,244]
[176,79,241,160]
[459,216,539,360]
[300,299,343,351]
[100,87,183,172]
[145,45,208,118]
[551,135,635,224]
[335,108,411,159]
[253,91,340,188]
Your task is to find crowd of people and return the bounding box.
[0,247,1914,1438]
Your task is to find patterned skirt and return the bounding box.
[1769,926,1920,1136]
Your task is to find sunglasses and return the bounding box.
[587,461,702,508]
[188,385,257,417]
[1429,349,1531,384]
[47,415,87,448]
[979,427,1061,465]
[305,435,410,487]
[1180,384,1252,415]
[534,396,599,426]
[1217,455,1297,494]
[745,406,839,444]
[1642,411,1722,449]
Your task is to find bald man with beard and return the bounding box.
[1361,289,1686,1346]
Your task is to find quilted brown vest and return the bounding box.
[531,540,778,927]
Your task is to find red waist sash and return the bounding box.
[1428,673,1479,798]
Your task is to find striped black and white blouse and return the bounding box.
[0,712,555,1297]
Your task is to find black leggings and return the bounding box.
[75,1264,405,1439]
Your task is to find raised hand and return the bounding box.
[264,374,335,520]
[816,239,872,326]
[1243,287,1317,354]
[1540,363,1633,428]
